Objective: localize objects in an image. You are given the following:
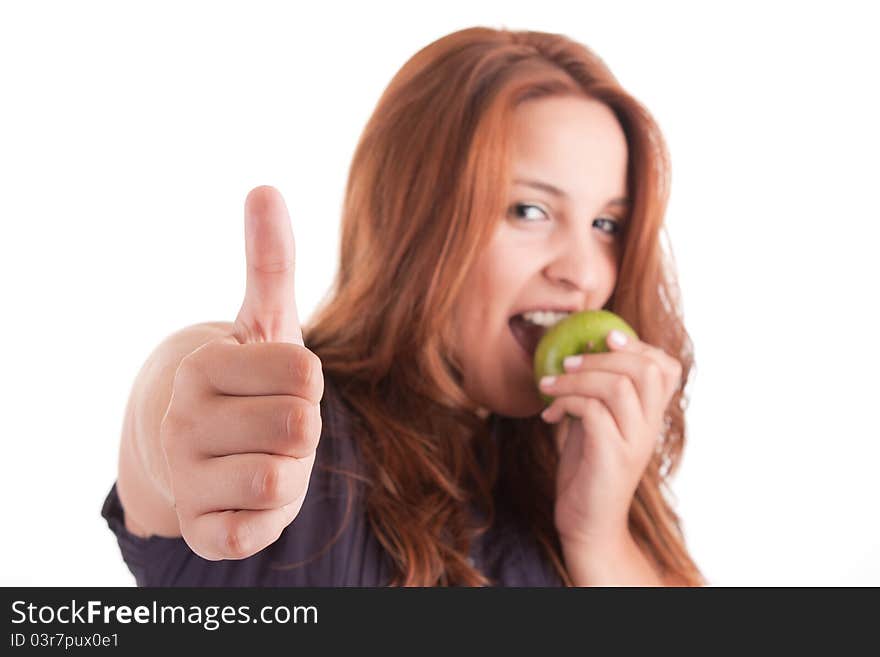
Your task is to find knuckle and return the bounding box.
[288,401,322,450]
[252,461,284,506]
[645,361,664,384]
[613,376,631,397]
[583,398,605,416]
[302,355,316,393]
[300,404,322,450]
[284,402,308,441]
[310,405,323,442]
[221,516,254,559]
[309,351,325,387]
[289,347,323,401]
[286,349,306,384]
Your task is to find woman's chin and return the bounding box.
[461,351,544,418]
[488,387,546,419]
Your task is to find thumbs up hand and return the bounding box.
[159,186,325,561]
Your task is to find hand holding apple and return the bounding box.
[533,311,682,550]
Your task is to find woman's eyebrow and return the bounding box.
[513,178,630,206]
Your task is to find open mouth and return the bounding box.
[508,310,572,360]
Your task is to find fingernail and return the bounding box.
[608,330,628,347]
[539,375,556,389]
[563,355,583,370]
[541,406,556,422]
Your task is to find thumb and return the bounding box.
[233,185,303,345]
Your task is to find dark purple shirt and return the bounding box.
[101,376,563,587]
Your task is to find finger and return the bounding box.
[233,185,303,346]
[561,350,664,420]
[604,331,683,403]
[545,396,622,454]
[174,394,322,459]
[181,502,305,561]
[179,337,323,401]
[540,370,641,439]
[552,415,587,460]
[176,452,315,515]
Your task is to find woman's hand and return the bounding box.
[159,186,324,561]
[538,329,682,553]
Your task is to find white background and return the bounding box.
[1,1,877,586]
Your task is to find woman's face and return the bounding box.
[454,94,630,418]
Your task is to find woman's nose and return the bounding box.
[545,231,608,294]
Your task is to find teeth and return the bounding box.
[521,310,571,327]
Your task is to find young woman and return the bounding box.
[103,26,704,586]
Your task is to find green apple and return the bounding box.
[533,309,639,405]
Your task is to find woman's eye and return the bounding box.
[594,217,622,236]
[509,203,548,222]
[509,203,623,237]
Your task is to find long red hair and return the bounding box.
[302,26,704,586]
